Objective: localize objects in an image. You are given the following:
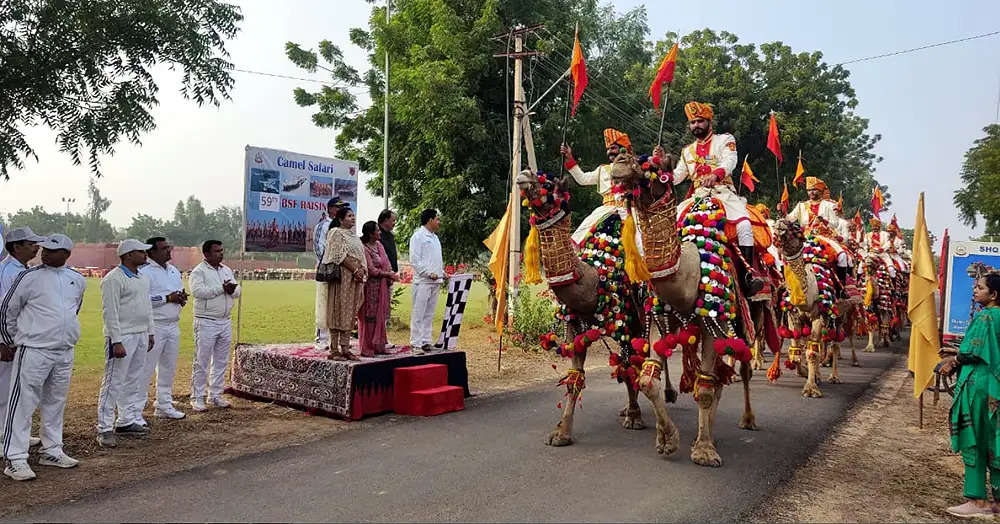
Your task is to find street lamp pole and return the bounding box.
[61,197,75,234]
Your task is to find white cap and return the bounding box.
[38,234,73,252]
[4,227,46,243]
[117,239,152,256]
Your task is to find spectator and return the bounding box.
[189,240,240,412]
[359,221,399,357]
[0,226,46,449]
[135,237,188,421]
[408,209,444,354]
[940,274,1000,518]
[377,209,398,272]
[0,234,84,480]
[322,207,366,360]
[97,239,155,448]
[314,198,350,345]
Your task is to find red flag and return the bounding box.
[740,157,759,192]
[779,181,790,214]
[871,186,884,215]
[767,112,783,164]
[570,30,588,116]
[937,228,949,302]
[648,43,678,112]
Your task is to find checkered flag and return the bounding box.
[436,273,475,350]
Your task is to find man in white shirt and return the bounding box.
[0,226,46,448]
[313,198,350,345]
[189,240,240,412]
[0,234,84,480]
[136,237,188,422]
[97,239,155,447]
[408,209,444,353]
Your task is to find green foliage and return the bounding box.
[955,125,1000,236]
[501,283,563,352]
[125,195,242,249]
[5,178,114,242]
[0,0,242,179]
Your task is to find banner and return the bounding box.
[942,240,1000,337]
[243,145,359,253]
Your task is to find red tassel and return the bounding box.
[653,338,673,358]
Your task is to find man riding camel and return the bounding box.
[786,176,851,296]
[560,129,636,246]
[653,101,764,296]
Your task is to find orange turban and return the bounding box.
[753,203,771,219]
[870,217,882,229]
[684,101,714,121]
[805,176,826,191]
[603,128,632,151]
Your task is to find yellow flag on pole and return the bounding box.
[907,192,940,397]
[483,205,512,335]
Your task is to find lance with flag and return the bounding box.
[649,43,678,145]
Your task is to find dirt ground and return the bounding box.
[0,328,601,517]
[751,357,966,523]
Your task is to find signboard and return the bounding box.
[942,240,1000,337]
[243,145,359,253]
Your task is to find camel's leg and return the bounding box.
[802,319,824,398]
[851,343,860,367]
[662,358,678,404]
[864,327,876,353]
[828,342,842,384]
[691,334,723,467]
[796,335,808,379]
[638,357,680,456]
[622,380,645,430]
[766,346,782,383]
[739,360,758,430]
[546,327,587,447]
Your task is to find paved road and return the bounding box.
[16,341,903,522]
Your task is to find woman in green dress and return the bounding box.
[941,273,1000,518]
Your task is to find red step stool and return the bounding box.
[393,364,464,416]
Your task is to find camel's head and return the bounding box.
[516,169,570,219]
[609,150,644,186]
[610,151,678,205]
[773,219,805,256]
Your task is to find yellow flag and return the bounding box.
[793,157,805,187]
[483,205,511,335]
[907,192,940,397]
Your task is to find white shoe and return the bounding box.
[154,406,186,419]
[191,398,208,412]
[28,436,41,447]
[209,396,231,409]
[136,415,148,427]
[38,450,79,469]
[4,460,36,481]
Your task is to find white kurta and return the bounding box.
[674,133,750,226]
[567,163,627,245]
[787,200,841,231]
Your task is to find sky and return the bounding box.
[2,0,998,244]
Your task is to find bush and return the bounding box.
[489,283,564,352]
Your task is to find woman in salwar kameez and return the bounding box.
[322,207,367,360]
[941,273,1000,518]
[358,221,399,357]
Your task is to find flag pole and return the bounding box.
[656,84,671,148]
[560,76,572,176]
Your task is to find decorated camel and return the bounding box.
[514,169,663,446]
[861,254,894,352]
[607,151,759,468]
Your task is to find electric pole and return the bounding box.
[383,0,391,210]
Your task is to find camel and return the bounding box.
[608,152,757,468]
[861,255,894,352]
[771,219,842,398]
[514,170,653,447]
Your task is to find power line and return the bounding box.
[230,67,369,95]
[835,30,1000,66]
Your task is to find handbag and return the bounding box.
[315,262,341,282]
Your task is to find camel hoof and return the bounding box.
[851,360,861,367]
[623,415,645,430]
[545,430,573,447]
[827,375,841,384]
[656,424,680,456]
[863,346,875,353]
[618,407,628,417]
[664,388,678,404]
[739,412,759,431]
[802,384,824,398]
[691,442,723,467]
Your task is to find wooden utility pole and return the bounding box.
[494,25,543,302]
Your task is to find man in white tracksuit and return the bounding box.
[0,226,46,449]
[97,239,155,447]
[408,209,444,354]
[189,240,240,412]
[135,236,188,422]
[0,234,84,480]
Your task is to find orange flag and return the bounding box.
[779,181,790,214]
[648,43,678,112]
[767,112,783,164]
[570,29,588,116]
[871,186,885,215]
[793,157,805,187]
[740,157,759,192]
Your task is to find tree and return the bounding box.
[126,214,169,243]
[5,206,85,239]
[166,196,210,247]
[0,0,242,179]
[83,179,115,242]
[129,196,242,249]
[207,205,243,251]
[293,2,883,262]
[955,124,1000,237]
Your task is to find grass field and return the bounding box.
[73,277,493,373]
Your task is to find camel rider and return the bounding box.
[657,101,764,296]
[865,217,897,278]
[885,214,910,273]
[560,129,636,246]
[787,176,851,294]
